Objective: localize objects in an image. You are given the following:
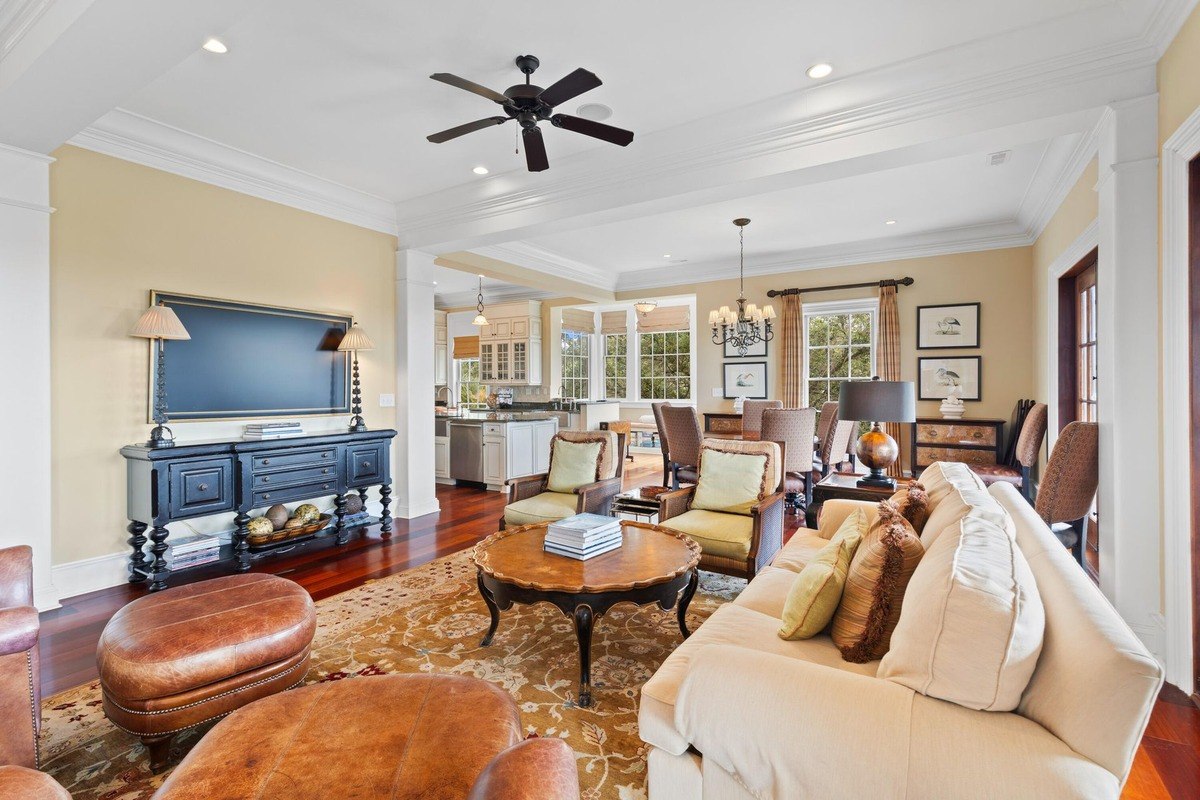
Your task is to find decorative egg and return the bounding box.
[246,517,274,537]
[284,516,305,529]
[295,503,320,523]
[265,504,289,531]
[343,494,364,515]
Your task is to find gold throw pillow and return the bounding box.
[831,501,925,663]
[778,508,867,640]
[888,481,930,533]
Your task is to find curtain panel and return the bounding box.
[878,284,903,477]
[780,293,803,408]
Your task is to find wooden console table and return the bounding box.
[702,412,742,434]
[121,429,396,592]
[910,417,1005,476]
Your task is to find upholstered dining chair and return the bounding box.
[651,401,672,487]
[600,420,635,463]
[741,399,783,437]
[657,439,785,580]
[0,545,40,771]
[972,402,1048,502]
[1034,421,1099,565]
[814,400,839,455]
[501,430,625,529]
[761,407,817,516]
[661,405,704,489]
[814,411,856,480]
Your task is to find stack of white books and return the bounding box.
[166,533,221,570]
[244,421,306,440]
[544,513,623,560]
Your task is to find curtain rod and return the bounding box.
[766,276,914,298]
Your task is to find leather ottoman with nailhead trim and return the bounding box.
[96,574,316,771]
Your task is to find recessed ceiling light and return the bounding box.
[202,38,228,54]
[472,166,489,175]
[885,220,897,225]
[662,254,671,258]
[576,103,613,121]
[806,63,833,79]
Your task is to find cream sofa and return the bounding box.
[639,463,1163,799]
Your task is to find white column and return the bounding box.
[1095,95,1162,657]
[393,249,441,518]
[0,144,57,609]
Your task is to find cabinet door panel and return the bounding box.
[534,422,556,474]
[507,424,535,478]
[483,437,506,484]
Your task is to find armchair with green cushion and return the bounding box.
[657,439,785,580]
[500,430,626,529]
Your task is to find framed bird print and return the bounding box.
[918,356,981,401]
[916,302,980,349]
[723,362,768,399]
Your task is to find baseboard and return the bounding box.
[34,584,61,612]
[394,499,441,519]
[1131,613,1167,665]
[52,551,130,601]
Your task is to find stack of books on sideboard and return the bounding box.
[243,421,306,440]
[544,513,623,560]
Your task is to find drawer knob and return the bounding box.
[972,431,983,439]
[262,458,270,465]
[262,476,270,483]
[263,493,270,500]
[198,483,209,492]
[324,452,331,458]
[361,461,372,469]
[323,484,331,490]
[323,468,330,474]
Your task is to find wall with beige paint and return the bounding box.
[1159,2,1200,148]
[615,247,1035,454]
[49,146,398,566]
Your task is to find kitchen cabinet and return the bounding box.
[479,418,558,491]
[482,427,507,489]
[434,310,448,386]
[476,301,543,386]
[434,435,452,484]
[533,420,555,473]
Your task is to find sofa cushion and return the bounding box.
[888,481,931,533]
[661,509,754,560]
[831,502,924,663]
[639,603,878,754]
[879,515,1045,711]
[919,462,1012,548]
[770,532,830,573]
[691,449,769,515]
[779,509,866,640]
[731,566,796,618]
[502,491,578,526]
[546,438,603,493]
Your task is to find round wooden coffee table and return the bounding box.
[472,520,701,708]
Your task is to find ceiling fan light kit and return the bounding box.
[709,218,776,357]
[426,54,635,172]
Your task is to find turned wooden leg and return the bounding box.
[358,488,369,525]
[143,735,174,772]
[127,521,148,584]
[379,484,393,536]
[233,511,251,572]
[478,573,501,646]
[677,569,699,639]
[334,494,349,545]
[147,525,170,592]
[573,605,595,708]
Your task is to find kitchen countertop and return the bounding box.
[441,412,558,424]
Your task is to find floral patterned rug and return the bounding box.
[40,549,743,800]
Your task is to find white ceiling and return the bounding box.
[120,0,1124,201]
[430,264,550,308]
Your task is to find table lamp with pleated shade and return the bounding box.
[337,323,375,432]
[130,302,191,448]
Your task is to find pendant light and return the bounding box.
[471,274,489,326]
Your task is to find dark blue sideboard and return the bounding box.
[120,429,396,591]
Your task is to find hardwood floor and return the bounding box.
[35,453,1200,797]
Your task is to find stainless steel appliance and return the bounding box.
[448,421,483,482]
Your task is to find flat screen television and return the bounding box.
[148,292,351,422]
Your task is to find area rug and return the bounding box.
[39,549,743,799]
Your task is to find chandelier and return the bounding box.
[709,218,775,356]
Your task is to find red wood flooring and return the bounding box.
[36,454,1200,797]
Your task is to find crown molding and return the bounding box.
[69,108,399,235]
[474,242,615,291]
[0,0,53,61]
[1144,0,1200,56]
[612,222,1034,292]
[435,285,555,309]
[1016,114,1103,240]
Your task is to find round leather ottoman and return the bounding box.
[0,766,71,799]
[97,574,316,771]
[152,674,579,800]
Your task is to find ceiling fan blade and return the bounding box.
[429,73,510,104]
[523,127,549,172]
[536,67,602,108]
[426,116,510,144]
[551,114,634,147]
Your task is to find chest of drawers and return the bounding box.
[910,418,1005,475]
[122,429,396,592]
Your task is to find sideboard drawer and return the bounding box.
[346,443,385,486]
[251,448,337,473]
[253,480,338,508]
[915,422,997,448]
[915,445,997,469]
[252,464,335,490]
[168,458,235,516]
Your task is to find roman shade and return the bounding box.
[636,306,690,333]
[561,308,596,334]
[600,310,628,335]
[452,335,479,359]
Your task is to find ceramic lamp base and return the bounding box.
[855,423,898,490]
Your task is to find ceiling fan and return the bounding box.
[426,54,635,172]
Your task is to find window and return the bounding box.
[456,358,485,409]
[561,331,591,399]
[1076,265,1098,423]
[604,333,627,399]
[639,330,692,400]
[805,303,876,408]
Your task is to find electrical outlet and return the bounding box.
[711,387,722,397]
[378,393,395,408]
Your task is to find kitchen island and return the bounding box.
[437,413,559,492]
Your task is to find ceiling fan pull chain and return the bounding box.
[515,124,519,155]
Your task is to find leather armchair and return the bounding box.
[467,738,581,800]
[500,432,626,529]
[0,546,40,770]
[657,440,785,580]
